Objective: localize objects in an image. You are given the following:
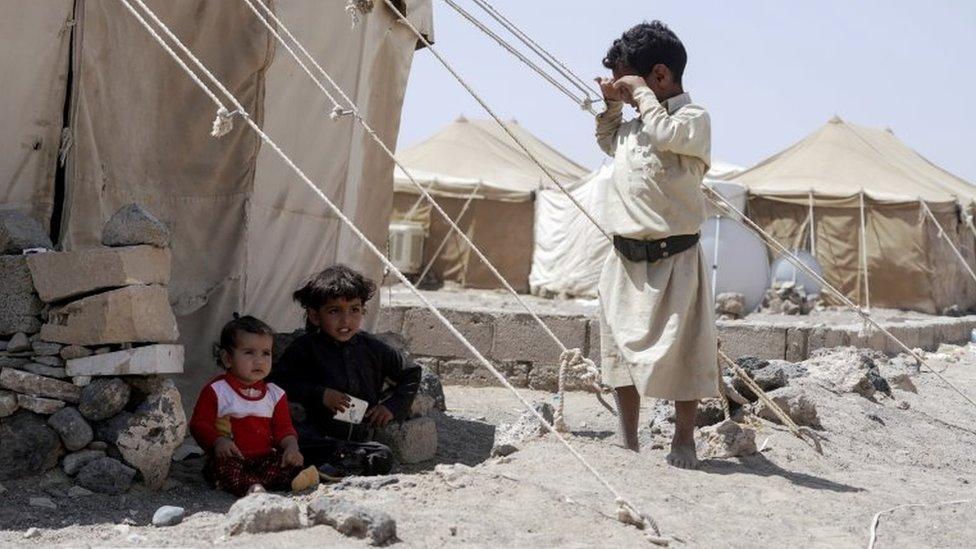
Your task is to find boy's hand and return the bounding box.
[323,388,351,413]
[214,437,244,460]
[279,437,304,467]
[595,76,623,102]
[612,75,650,104]
[364,405,394,428]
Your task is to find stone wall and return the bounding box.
[378,304,976,391]
[0,206,186,492]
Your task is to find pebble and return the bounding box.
[67,485,94,498]
[23,528,40,539]
[896,400,911,410]
[152,505,186,527]
[29,497,58,510]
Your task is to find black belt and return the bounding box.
[612,233,700,263]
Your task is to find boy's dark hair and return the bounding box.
[293,264,377,311]
[214,314,275,367]
[602,21,687,84]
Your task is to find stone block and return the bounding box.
[0,256,35,295]
[19,363,67,378]
[17,394,66,415]
[27,246,171,303]
[437,358,529,387]
[807,326,851,354]
[48,407,93,451]
[102,204,170,248]
[375,307,405,335]
[490,313,587,363]
[849,326,887,353]
[527,362,592,392]
[784,328,809,362]
[374,416,437,464]
[40,286,178,345]
[402,308,492,359]
[0,368,81,402]
[882,325,920,355]
[66,344,184,377]
[0,411,62,479]
[0,211,53,254]
[716,322,787,360]
[60,345,92,360]
[935,319,969,346]
[31,341,62,356]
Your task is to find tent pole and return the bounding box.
[416,182,483,287]
[859,191,871,310]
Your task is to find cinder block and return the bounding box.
[0,256,35,295]
[66,344,184,377]
[490,313,587,363]
[402,308,492,359]
[883,324,920,355]
[375,306,405,335]
[374,416,437,464]
[716,321,786,360]
[437,358,529,388]
[935,319,970,346]
[27,246,170,303]
[849,326,887,353]
[40,285,178,345]
[807,326,851,354]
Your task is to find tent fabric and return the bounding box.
[733,117,976,313]
[0,0,430,406]
[393,116,589,202]
[0,1,74,227]
[530,163,744,298]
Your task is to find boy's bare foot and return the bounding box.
[666,438,699,469]
[247,483,266,495]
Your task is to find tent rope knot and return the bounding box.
[345,0,374,27]
[211,107,246,138]
[615,498,668,545]
[554,348,615,431]
[329,105,355,121]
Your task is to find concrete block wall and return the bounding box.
[380,304,976,391]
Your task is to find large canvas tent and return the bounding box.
[1,0,433,403]
[530,161,745,298]
[733,116,976,313]
[392,116,588,291]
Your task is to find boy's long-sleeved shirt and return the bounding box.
[595,88,711,240]
[269,330,421,441]
[189,374,297,459]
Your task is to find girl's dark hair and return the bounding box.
[293,264,377,310]
[603,20,687,84]
[214,314,274,367]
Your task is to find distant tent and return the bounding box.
[530,162,744,298]
[0,0,433,405]
[733,116,976,313]
[392,116,588,291]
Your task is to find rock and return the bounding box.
[76,457,136,495]
[115,379,186,489]
[754,386,821,428]
[715,292,745,319]
[0,210,53,253]
[102,204,170,248]
[31,341,62,356]
[94,411,133,445]
[66,344,184,377]
[0,365,82,402]
[48,407,93,451]
[696,399,727,427]
[29,496,57,510]
[27,246,172,303]
[152,505,185,527]
[8,332,30,353]
[410,366,447,418]
[34,355,64,367]
[17,394,66,415]
[0,411,63,479]
[62,449,106,475]
[23,527,40,539]
[67,485,94,497]
[491,401,554,457]
[0,391,18,417]
[307,497,397,546]
[171,440,204,461]
[223,493,302,535]
[804,347,885,398]
[60,345,92,360]
[375,416,437,464]
[73,376,92,387]
[40,286,179,346]
[78,378,131,421]
[0,256,35,295]
[20,362,67,378]
[88,440,108,451]
[896,400,911,410]
[699,419,758,458]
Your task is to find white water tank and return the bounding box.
[700,217,770,313]
[388,221,426,275]
[704,180,748,219]
[770,250,824,298]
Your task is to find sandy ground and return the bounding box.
[2,348,976,548]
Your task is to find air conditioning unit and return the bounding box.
[388,221,426,275]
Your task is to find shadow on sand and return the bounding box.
[699,452,865,493]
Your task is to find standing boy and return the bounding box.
[594,21,718,469]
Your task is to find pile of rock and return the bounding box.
[0,205,186,494]
[760,281,819,315]
[715,292,746,320]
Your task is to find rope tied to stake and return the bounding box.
[553,348,616,432]
[616,498,669,546]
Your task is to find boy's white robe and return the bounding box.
[596,88,719,401]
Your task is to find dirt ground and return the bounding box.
[2,346,976,548]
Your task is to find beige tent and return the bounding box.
[1,0,433,402]
[733,116,976,313]
[392,116,588,291]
